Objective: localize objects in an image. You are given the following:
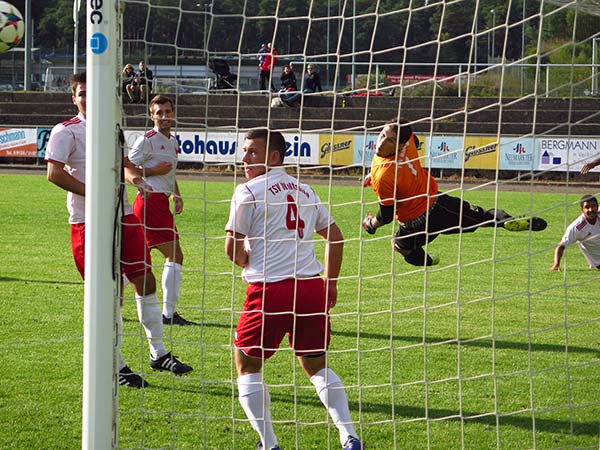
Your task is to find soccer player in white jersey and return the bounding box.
[550,195,600,271]
[127,95,193,326]
[225,129,362,450]
[46,72,193,388]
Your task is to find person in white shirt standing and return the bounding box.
[128,95,194,326]
[46,73,193,388]
[225,129,362,450]
[551,195,600,271]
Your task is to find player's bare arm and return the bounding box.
[316,223,344,309]
[46,160,85,196]
[550,242,565,271]
[581,155,600,174]
[123,156,153,192]
[225,231,248,268]
[173,180,183,214]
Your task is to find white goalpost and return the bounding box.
[83,0,120,448]
[84,0,600,448]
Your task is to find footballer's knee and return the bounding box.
[298,353,327,377]
[175,245,183,265]
[130,272,156,296]
[392,238,412,256]
[235,349,263,376]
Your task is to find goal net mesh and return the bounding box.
[113,0,600,448]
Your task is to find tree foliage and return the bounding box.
[14,0,600,69]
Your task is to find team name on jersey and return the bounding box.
[61,117,81,127]
[267,181,310,198]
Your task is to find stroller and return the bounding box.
[209,58,238,90]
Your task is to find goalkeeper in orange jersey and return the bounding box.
[362,118,547,267]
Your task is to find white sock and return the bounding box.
[135,293,167,359]
[237,373,278,450]
[162,261,182,318]
[310,368,357,446]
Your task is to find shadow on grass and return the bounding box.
[0,276,82,286]
[195,321,600,358]
[333,329,600,358]
[144,383,599,437]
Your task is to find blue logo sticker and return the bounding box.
[90,33,108,54]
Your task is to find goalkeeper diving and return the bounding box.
[362,118,547,266]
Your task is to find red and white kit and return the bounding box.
[226,167,334,358]
[129,128,179,247]
[45,114,87,225]
[46,114,150,279]
[562,214,600,268]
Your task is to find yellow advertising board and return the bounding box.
[416,134,427,166]
[463,136,499,169]
[318,134,354,166]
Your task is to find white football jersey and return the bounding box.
[562,214,600,268]
[225,168,334,283]
[128,128,178,194]
[46,113,132,224]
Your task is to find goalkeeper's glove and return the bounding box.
[362,214,376,234]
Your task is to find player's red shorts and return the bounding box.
[69,214,152,281]
[133,192,179,248]
[70,223,86,278]
[121,214,153,280]
[234,277,331,359]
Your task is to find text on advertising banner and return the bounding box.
[463,136,499,170]
[0,128,38,158]
[318,134,354,166]
[537,137,600,172]
[499,137,535,170]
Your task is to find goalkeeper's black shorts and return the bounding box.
[394,193,494,252]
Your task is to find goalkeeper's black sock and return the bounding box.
[404,248,434,266]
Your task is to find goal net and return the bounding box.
[88,0,600,448]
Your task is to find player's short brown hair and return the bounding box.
[149,94,174,113]
[70,72,86,96]
[580,195,598,207]
[245,128,286,164]
[385,118,413,145]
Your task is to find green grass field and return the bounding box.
[1,172,599,449]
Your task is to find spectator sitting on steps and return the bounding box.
[122,64,138,103]
[137,61,154,103]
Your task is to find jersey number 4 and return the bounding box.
[286,195,305,238]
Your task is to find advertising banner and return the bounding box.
[536,137,600,172]
[353,133,377,167]
[124,130,320,165]
[318,134,354,166]
[354,134,427,168]
[427,135,464,169]
[121,129,600,173]
[463,136,498,170]
[37,128,52,159]
[499,137,535,171]
[280,133,319,165]
[0,128,38,158]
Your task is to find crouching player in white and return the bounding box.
[46,73,193,388]
[550,195,600,271]
[128,95,194,326]
[225,129,362,450]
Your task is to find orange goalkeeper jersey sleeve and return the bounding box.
[370,135,438,222]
